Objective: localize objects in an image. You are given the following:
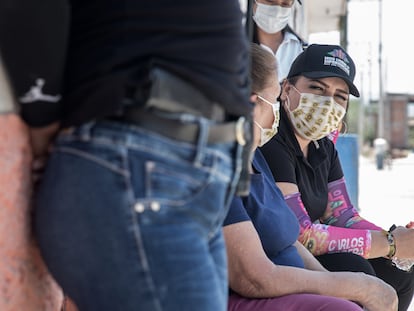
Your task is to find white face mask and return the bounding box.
[253,1,292,34]
[254,95,280,147]
[287,86,346,141]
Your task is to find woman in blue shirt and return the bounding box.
[222,43,398,311]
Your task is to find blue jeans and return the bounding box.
[34,119,242,311]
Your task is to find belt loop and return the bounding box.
[193,117,210,165]
[224,139,244,207]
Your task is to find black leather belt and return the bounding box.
[125,67,226,122]
[110,108,247,146]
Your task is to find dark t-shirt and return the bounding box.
[0,0,251,127]
[0,0,69,126]
[62,0,251,126]
[260,108,344,222]
[224,149,304,268]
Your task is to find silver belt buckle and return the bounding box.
[235,116,247,146]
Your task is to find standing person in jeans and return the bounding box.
[33,1,252,310]
[260,43,414,311]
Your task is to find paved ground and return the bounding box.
[358,152,414,310]
[359,152,414,229]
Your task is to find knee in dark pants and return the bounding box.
[316,253,376,276]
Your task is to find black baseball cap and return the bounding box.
[287,44,360,97]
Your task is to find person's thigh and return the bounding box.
[228,293,363,311]
[35,121,239,311]
[316,252,376,275]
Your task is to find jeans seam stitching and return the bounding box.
[55,146,129,176]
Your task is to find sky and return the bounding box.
[309,0,414,100]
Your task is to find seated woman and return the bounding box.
[222,43,398,311]
[260,43,414,311]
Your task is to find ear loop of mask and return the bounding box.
[284,89,291,110]
[283,82,295,111]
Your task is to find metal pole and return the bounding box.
[377,0,384,138]
[246,0,254,41]
[359,69,365,150]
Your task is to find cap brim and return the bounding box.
[303,71,360,97]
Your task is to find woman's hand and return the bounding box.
[352,273,398,311]
[309,270,397,311]
[391,225,414,259]
[29,122,60,186]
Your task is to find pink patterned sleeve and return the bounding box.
[284,192,373,258]
[322,177,383,231]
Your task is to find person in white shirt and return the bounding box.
[252,0,306,83]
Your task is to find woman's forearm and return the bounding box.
[323,178,382,231]
[241,262,397,311]
[285,192,372,257]
[29,122,60,157]
[224,218,397,310]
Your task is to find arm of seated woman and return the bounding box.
[322,177,382,231]
[278,182,373,258]
[223,221,398,311]
[293,240,327,272]
[223,221,305,298]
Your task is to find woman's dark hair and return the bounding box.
[250,43,277,94]
[286,75,350,112]
[286,76,299,85]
